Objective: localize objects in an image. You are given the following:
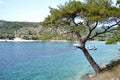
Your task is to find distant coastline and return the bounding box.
[0,39,105,43]
[0,37,116,43]
[0,37,109,42]
[0,38,70,42]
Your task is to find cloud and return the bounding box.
[0,0,4,4]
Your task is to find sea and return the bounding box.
[0,41,120,80]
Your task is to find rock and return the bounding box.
[101,64,107,69]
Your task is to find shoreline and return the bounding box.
[0,39,71,42]
[0,37,107,42]
[0,39,105,42]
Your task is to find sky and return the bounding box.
[0,0,117,22]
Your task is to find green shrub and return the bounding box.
[104,59,120,70]
[105,39,117,44]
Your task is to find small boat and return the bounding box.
[87,46,97,50]
[73,44,97,50]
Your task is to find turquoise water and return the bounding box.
[0,42,120,80]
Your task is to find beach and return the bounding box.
[0,37,70,42]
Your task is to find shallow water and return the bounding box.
[0,42,119,80]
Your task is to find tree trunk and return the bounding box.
[81,45,102,73]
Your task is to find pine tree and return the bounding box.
[41,0,120,73]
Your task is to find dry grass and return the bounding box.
[88,65,120,80]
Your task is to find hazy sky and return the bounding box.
[0,0,117,22]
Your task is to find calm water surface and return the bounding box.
[0,42,120,80]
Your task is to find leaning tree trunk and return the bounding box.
[75,31,101,73]
[80,43,101,73]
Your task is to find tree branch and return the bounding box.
[76,46,82,49]
[73,44,82,49]
[84,21,98,42]
[89,20,120,39]
[75,31,82,39]
[90,21,98,31]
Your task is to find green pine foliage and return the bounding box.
[41,0,120,42]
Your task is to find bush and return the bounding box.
[103,59,120,71]
[105,39,117,44]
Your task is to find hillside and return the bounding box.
[0,20,76,40]
[0,20,39,39]
[0,20,7,24]
[0,20,117,41]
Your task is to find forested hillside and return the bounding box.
[0,20,39,39]
[0,20,75,40]
[0,20,119,42]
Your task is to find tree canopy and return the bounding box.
[41,0,120,41]
[42,0,120,25]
